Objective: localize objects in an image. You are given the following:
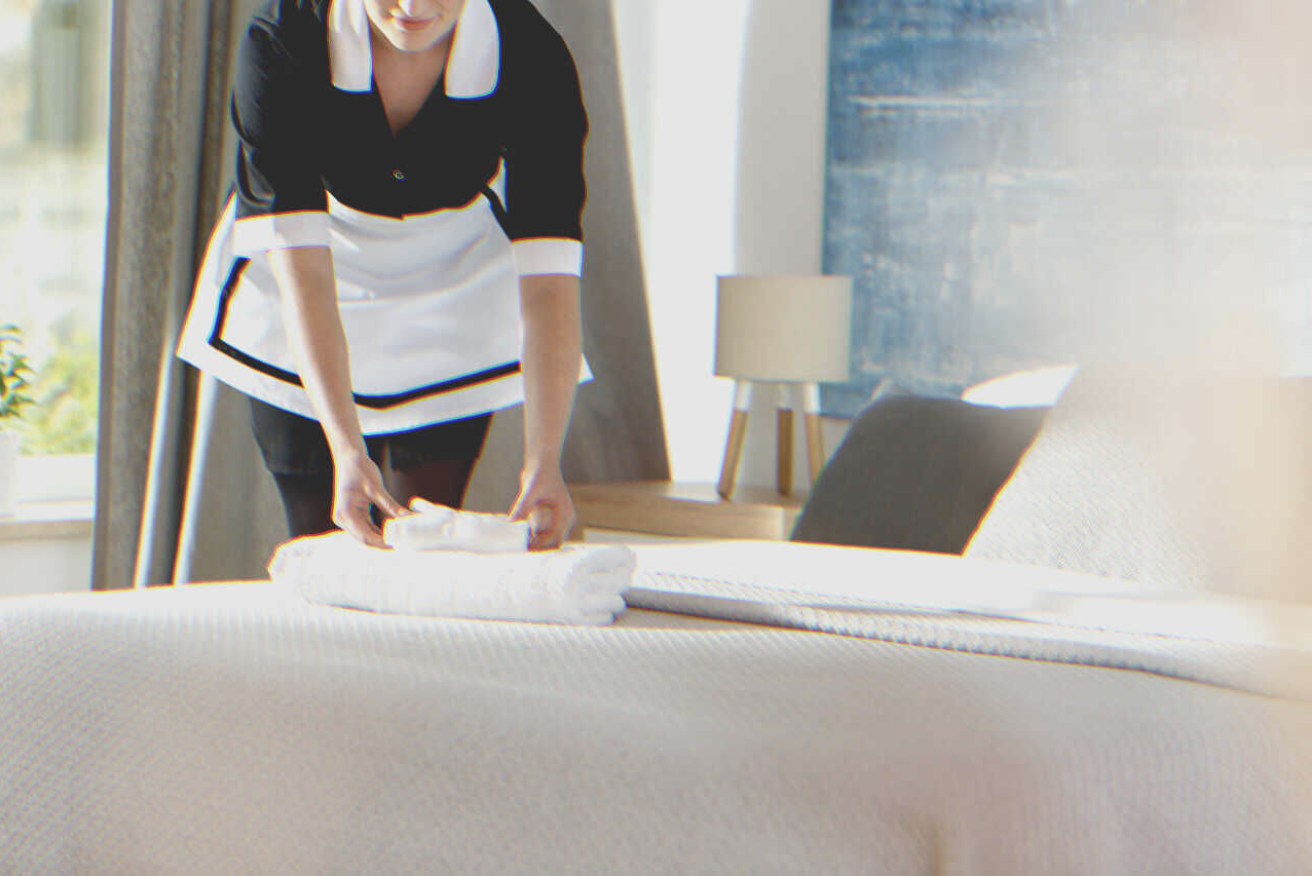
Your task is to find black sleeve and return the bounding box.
[230,10,330,253]
[501,27,588,248]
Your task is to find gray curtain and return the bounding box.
[96,0,667,589]
[94,0,248,590]
[167,0,287,585]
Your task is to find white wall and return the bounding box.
[0,531,92,597]
[613,0,841,488]
[0,455,94,596]
[729,0,840,488]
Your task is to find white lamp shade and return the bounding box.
[714,275,852,382]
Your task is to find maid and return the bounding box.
[178,0,589,549]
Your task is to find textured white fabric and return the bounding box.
[382,499,530,553]
[270,531,630,625]
[627,541,1312,701]
[966,372,1312,602]
[4,543,1312,873]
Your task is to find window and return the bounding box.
[0,0,109,501]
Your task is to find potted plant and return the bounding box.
[0,324,35,516]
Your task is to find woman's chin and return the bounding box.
[381,20,454,53]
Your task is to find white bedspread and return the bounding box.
[2,542,1311,874]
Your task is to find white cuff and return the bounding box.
[232,211,331,256]
[511,238,583,277]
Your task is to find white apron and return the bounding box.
[178,184,591,435]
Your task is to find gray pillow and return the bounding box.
[791,393,1046,554]
[965,371,1312,601]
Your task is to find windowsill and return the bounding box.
[0,499,94,542]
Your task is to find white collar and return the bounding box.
[327,0,500,98]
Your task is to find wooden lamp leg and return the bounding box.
[717,381,752,498]
[802,382,825,486]
[776,383,793,495]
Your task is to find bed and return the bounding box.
[3,540,1311,874]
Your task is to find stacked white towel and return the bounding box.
[271,531,634,626]
[382,499,532,553]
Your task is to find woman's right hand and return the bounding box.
[331,449,407,547]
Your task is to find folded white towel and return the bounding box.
[382,499,531,553]
[270,531,633,625]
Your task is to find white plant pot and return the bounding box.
[0,429,19,517]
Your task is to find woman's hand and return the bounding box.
[509,461,576,550]
[515,273,581,550]
[268,246,404,546]
[332,449,407,547]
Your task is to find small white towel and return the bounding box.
[382,499,531,553]
[271,531,633,625]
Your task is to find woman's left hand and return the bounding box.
[509,461,576,550]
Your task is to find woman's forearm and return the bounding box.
[266,246,366,459]
[519,273,582,468]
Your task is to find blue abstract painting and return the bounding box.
[821,0,1312,415]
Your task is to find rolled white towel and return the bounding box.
[271,531,633,625]
[383,498,530,553]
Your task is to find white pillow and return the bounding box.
[965,371,1312,602]
[960,364,1078,409]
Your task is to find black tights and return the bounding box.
[272,457,480,539]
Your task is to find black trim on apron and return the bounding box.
[206,257,522,411]
[480,185,511,237]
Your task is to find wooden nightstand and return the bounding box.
[569,481,807,542]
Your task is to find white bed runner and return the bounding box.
[627,541,1312,702]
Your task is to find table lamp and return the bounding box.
[714,274,852,498]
